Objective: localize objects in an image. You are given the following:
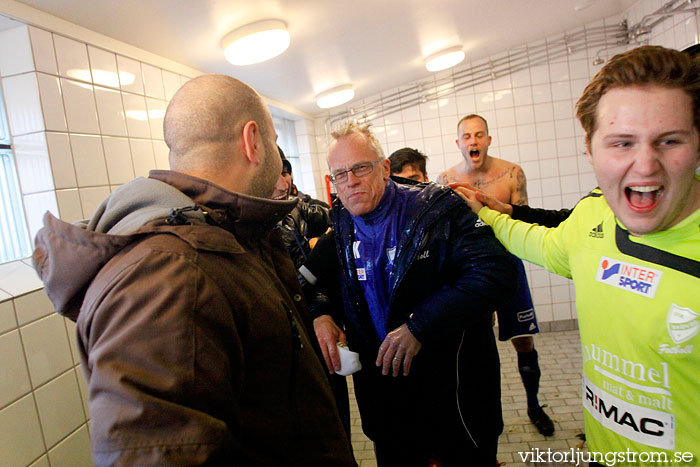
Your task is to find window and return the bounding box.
[271,113,301,181]
[0,87,31,263]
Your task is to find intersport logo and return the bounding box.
[595,256,662,298]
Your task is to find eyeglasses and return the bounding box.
[329,159,383,184]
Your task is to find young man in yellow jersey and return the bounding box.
[455,46,700,465]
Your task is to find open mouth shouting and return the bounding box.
[625,185,662,213]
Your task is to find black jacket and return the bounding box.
[307,179,516,457]
[510,188,602,227]
[276,197,331,268]
[511,204,572,227]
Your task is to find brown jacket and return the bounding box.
[33,170,355,466]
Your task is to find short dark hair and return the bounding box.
[682,43,700,58]
[282,159,292,174]
[457,114,489,135]
[278,145,292,174]
[389,147,427,177]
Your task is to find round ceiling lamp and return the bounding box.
[424,46,465,72]
[222,19,290,66]
[316,84,355,109]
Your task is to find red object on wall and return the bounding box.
[325,174,332,206]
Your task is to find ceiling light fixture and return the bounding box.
[424,46,465,72]
[574,2,593,12]
[222,19,290,66]
[316,84,355,109]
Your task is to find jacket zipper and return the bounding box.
[388,187,450,305]
[282,301,303,434]
[165,205,201,225]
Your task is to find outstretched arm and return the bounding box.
[449,182,513,216]
[450,181,573,228]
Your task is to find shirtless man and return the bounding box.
[437,114,555,436]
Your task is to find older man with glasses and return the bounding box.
[306,120,515,466]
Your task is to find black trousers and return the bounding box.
[373,437,497,467]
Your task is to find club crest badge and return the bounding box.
[667,303,700,345]
[386,246,396,262]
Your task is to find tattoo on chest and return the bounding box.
[473,169,510,189]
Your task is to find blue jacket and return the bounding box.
[311,178,516,454]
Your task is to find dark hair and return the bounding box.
[682,43,700,58]
[576,45,700,142]
[389,147,427,177]
[278,145,292,174]
[456,114,489,134]
[282,159,292,174]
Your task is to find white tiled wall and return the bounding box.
[0,24,197,246]
[293,118,327,202]
[308,0,700,329]
[0,259,88,467]
[0,0,696,465]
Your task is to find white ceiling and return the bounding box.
[12,0,636,115]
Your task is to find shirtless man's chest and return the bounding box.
[455,168,515,204]
[438,160,524,205]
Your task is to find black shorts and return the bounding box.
[496,255,539,341]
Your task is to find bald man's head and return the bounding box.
[164,74,273,177]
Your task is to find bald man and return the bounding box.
[33,75,356,466]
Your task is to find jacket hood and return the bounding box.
[33,171,297,320]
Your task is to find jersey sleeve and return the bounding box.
[479,206,573,279]
[510,204,572,227]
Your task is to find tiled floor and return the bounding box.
[348,330,586,466]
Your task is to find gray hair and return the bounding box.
[330,120,385,159]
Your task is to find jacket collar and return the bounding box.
[149,170,298,235]
[351,179,396,225]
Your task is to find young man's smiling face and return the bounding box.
[587,85,700,236]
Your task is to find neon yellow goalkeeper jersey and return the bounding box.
[480,186,700,462]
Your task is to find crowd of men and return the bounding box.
[33,44,699,466]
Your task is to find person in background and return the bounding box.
[274,145,332,268]
[308,120,515,465]
[388,147,429,182]
[33,74,356,466]
[437,114,555,437]
[454,45,700,465]
[273,145,352,438]
[457,41,700,229]
[283,154,331,208]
